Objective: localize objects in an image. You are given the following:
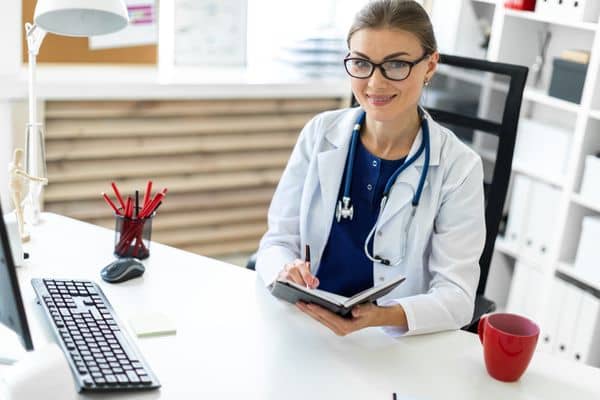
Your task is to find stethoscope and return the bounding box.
[335,108,431,266]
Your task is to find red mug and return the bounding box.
[478,313,540,382]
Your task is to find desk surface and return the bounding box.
[2,213,600,399]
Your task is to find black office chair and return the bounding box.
[248,54,528,333]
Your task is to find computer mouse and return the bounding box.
[101,258,145,283]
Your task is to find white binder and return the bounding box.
[523,182,561,260]
[506,261,529,315]
[538,278,566,354]
[505,175,532,247]
[506,262,543,320]
[554,281,583,360]
[571,291,600,366]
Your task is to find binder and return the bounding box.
[505,175,532,246]
[554,281,583,360]
[506,261,543,320]
[506,262,529,315]
[538,278,566,354]
[523,182,561,260]
[571,291,600,366]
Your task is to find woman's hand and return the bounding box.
[296,302,407,336]
[278,259,319,289]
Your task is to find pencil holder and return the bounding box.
[113,210,154,260]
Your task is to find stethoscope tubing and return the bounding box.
[337,108,431,266]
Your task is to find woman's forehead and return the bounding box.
[349,28,422,57]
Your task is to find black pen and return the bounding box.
[305,244,311,289]
[393,393,397,400]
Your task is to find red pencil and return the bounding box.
[140,188,167,218]
[142,180,153,208]
[125,197,133,218]
[101,192,121,215]
[111,182,126,211]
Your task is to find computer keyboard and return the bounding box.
[31,278,161,392]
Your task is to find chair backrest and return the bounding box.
[351,54,528,296]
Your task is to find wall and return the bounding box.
[0,1,21,210]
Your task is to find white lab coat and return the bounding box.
[256,107,485,336]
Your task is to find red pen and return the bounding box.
[101,192,120,215]
[111,182,126,211]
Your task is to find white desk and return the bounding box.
[2,213,600,399]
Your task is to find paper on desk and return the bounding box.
[3,343,77,400]
[129,311,177,338]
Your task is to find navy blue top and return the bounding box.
[316,136,406,297]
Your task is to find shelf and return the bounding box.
[503,9,598,31]
[523,87,581,113]
[571,193,600,213]
[589,109,600,121]
[512,160,565,188]
[494,236,519,258]
[472,0,498,4]
[556,262,600,295]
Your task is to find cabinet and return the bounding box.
[430,0,600,367]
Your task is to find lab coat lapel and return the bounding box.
[316,108,362,219]
[317,145,348,223]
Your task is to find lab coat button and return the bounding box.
[377,230,383,236]
[379,277,385,282]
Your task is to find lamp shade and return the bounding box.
[34,0,129,37]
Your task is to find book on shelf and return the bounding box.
[560,49,591,64]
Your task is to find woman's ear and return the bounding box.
[424,51,439,83]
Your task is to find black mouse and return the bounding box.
[101,258,145,283]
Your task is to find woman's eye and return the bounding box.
[354,60,370,69]
[386,61,409,70]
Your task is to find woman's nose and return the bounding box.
[368,66,389,88]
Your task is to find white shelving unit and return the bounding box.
[433,0,600,367]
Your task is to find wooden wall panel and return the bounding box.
[43,98,344,257]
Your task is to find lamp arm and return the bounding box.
[25,23,47,126]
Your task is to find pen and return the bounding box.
[305,244,311,289]
[135,190,139,218]
[393,393,397,400]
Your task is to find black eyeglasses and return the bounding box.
[343,53,430,81]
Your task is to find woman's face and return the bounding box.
[347,28,438,124]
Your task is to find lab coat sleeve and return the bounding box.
[382,158,485,337]
[255,116,319,286]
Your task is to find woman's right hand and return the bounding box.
[278,259,319,289]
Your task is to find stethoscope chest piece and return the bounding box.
[336,196,353,222]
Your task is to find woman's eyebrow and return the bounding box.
[351,51,411,60]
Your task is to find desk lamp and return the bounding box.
[23,0,129,225]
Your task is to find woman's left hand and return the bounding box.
[296,302,382,336]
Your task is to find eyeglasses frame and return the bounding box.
[343,52,431,81]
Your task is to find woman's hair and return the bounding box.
[347,0,437,55]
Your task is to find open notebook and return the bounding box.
[270,274,406,317]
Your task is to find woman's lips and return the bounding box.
[366,94,397,106]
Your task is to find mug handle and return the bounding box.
[478,315,489,344]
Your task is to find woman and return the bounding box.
[256,0,485,337]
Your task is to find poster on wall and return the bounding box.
[89,0,158,50]
[174,0,247,66]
